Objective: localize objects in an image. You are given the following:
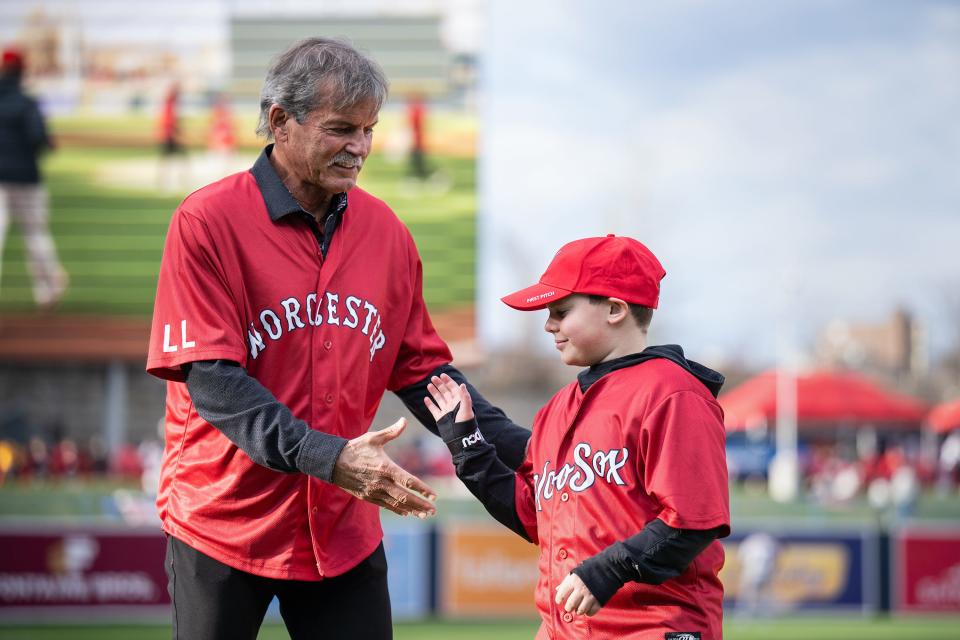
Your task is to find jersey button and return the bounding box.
[325,393,334,404]
[312,506,318,514]
[324,340,332,350]
[560,492,569,502]
[562,612,573,623]
[557,548,567,560]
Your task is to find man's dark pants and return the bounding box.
[166,535,392,639]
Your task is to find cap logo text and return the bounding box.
[525,291,555,303]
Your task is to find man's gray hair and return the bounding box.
[256,37,388,139]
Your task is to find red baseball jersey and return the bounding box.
[516,358,730,639]
[146,168,450,580]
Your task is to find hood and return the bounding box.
[577,343,725,398]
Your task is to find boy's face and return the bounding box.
[544,295,616,367]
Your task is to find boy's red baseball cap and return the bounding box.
[501,234,666,311]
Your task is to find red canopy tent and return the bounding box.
[720,369,928,432]
[928,399,960,434]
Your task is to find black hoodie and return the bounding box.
[0,72,51,184]
[577,344,724,397]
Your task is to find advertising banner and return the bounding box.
[439,521,539,617]
[720,528,877,613]
[895,527,960,613]
[264,519,435,621]
[0,523,168,619]
[383,520,432,619]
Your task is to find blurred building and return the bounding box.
[0,0,482,114]
[230,14,456,103]
[18,8,63,76]
[815,308,927,379]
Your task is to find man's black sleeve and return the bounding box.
[184,359,347,482]
[434,413,532,542]
[395,364,531,470]
[570,519,727,605]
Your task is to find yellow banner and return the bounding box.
[721,541,849,603]
[440,523,540,616]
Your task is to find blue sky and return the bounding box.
[479,0,960,366]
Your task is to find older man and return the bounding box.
[146,38,528,639]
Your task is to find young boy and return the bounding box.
[425,234,730,639]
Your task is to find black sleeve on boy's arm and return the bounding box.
[434,412,532,542]
[395,364,532,470]
[570,519,726,606]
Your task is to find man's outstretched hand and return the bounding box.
[331,418,437,518]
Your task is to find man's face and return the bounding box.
[280,99,379,194]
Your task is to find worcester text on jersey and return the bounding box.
[245,290,387,361]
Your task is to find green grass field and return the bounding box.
[1,617,959,640]
[0,114,477,314]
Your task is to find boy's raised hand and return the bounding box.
[424,373,474,423]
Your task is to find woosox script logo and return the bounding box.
[247,290,387,362]
[533,443,629,511]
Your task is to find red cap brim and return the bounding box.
[500,282,573,310]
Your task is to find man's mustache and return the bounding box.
[329,152,363,168]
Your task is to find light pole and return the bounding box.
[769,272,800,502]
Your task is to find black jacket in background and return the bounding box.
[0,73,52,184]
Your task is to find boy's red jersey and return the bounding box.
[516,358,730,639]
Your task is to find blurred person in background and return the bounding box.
[402,92,451,194]
[137,431,162,495]
[938,430,960,494]
[406,92,429,180]
[86,434,109,474]
[110,441,144,481]
[735,531,781,617]
[146,37,527,640]
[156,82,190,193]
[0,46,68,309]
[25,435,48,479]
[862,439,907,486]
[48,437,80,478]
[207,91,236,177]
